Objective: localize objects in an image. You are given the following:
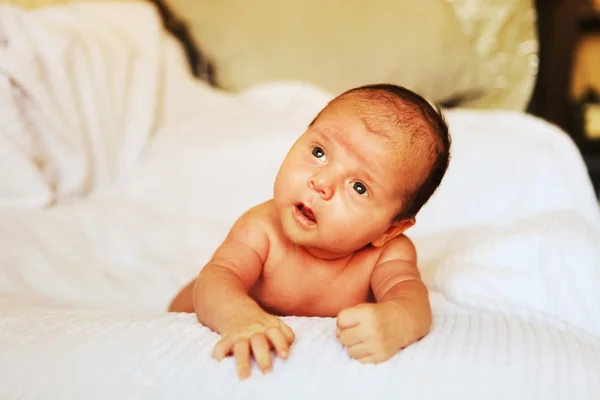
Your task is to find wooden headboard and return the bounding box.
[529,0,600,197]
[528,0,579,134]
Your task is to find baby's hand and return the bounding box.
[212,309,295,379]
[336,302,410,364]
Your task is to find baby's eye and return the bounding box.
[352,182,368,196]
[312,146,326,161]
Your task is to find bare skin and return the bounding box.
[169,94,433,379]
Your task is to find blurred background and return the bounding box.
[531,0,600,200]
[2,0,600,197]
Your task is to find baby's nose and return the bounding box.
[308,174,334,200]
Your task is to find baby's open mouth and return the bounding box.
[296,204,317,224]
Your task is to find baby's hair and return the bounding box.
[311,83,451,220]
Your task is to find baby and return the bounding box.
[169,83,451,379]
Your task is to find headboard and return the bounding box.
[527,0,578,133]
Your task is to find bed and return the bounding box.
[0,1,599,399]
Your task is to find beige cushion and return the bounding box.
[447,0,538,111]
[166,0,490,104]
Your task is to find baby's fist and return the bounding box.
[336,302,406,364]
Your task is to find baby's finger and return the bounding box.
[266,327,289,359]
[233,339,252,379]
[346,343,372,360]
[337,308,361,329]
[250,333,272,374]
[280,322,295,344]
[212,336,234,360]
[338,326,364,347]
[357,354,377,364]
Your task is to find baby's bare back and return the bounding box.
[247,201,383,317]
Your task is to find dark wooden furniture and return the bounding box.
[528,0,579,132]
[528,0,600,197]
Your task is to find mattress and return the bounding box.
[0,2,599,400]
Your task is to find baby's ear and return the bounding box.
[371,218,415,248]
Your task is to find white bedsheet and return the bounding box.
[0,2,600,400]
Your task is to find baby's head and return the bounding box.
[274,84,451,259]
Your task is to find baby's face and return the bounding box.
[273,100,422,259]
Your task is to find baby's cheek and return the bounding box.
[330,217,373,247]
[283,165,307,185]
[275,167,299,195]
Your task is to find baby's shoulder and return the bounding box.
[376,234,417,265]
[230,200,279,236]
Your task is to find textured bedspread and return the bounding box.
[1,2,599,399]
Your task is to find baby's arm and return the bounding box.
[369,236,432,342]
[193,211,294,379]
[336,235,431,363]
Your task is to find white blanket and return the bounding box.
[0,2,600,400]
